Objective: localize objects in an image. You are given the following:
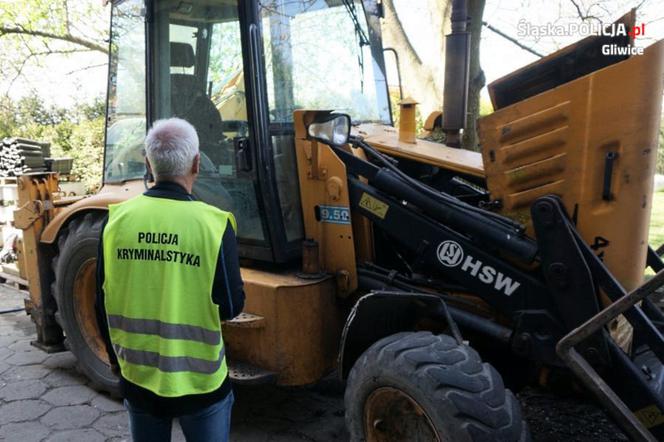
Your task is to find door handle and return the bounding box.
[602,151,619,201]
[235,137,252,173]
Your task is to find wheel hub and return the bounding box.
[364,386,441,442]
[73,258,109,365]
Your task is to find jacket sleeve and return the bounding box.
[94,216,118,366]
[211,222,245,320]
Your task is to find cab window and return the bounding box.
[151,1,267,243]
[104,0,147,182]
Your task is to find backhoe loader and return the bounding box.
[12,0,664,440]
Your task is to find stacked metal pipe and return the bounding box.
[0,138,48,176]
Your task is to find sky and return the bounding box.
[3,0,664,108]
[394,0,664,103]
[479,0,664,90]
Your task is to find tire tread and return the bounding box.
[51,211,117,395]
[345,331,530,441]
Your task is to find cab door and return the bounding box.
[148,0,277,260]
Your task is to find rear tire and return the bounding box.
[52,212,119,395]
[345,331,529,442]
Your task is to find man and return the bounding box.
[95,118,244,442]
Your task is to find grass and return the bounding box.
[645,191,664,276]
[650,191,664,249]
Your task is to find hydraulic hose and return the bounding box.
[350,137,539,262]
[353,137,521,231]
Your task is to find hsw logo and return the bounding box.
[436,241,521,296]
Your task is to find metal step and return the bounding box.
[228,360,276,385]
[223,312,265,329]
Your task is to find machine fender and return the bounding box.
[41,181,145,244]
[42,205,108,245]
[338,291,459,379]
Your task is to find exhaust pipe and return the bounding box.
[442,0,471,147]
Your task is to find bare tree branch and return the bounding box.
[64,0,71,35]
[569,0,601,23]
[482,21,545,58]
[646,15,664,25]
[0,25,107,54]
[64,62,107,76]
[5,48,95,94]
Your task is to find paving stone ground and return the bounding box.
[0,284,627,441]
[0,285,347,442]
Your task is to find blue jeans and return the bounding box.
[125,391,234,442]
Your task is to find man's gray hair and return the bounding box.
[145,118,199,178]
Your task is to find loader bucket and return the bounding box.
[557,263,664,441]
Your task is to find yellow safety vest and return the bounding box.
[103,194,235,397]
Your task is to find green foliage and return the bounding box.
[0,0,108,98]
[479,96,494,117]
[650,191,664,250]
[77,97,106,121]
[389,87,426,134]
[61,117,104,192]
[646,190,664,276]
[0,92,104,192]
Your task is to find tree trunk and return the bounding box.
[381,0,450,117]
[462,0,486,151]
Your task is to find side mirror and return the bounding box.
[307,114,351,146]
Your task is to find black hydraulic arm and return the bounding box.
[334,142,538,263]
[533,196,664,440]
[328,137,664,440]
[531,196,609,363]
[572,226,664,362]
[347,175,548,312]
[557,269,664,442]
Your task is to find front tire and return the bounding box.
[345,331,529,441]
[52,212,119,394]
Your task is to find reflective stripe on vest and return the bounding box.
[103,194,235,397]
[112,343,226,374]
[107,315,221,346]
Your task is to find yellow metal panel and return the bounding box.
[294,110,358,296]
[222,268,342,385]
[16,174,60,340]
[349,146,375,264]
[354,123,485,178]
[423,111,443,131]
[479,40,664,293]
[634,404,664,429]
[398,97,418,144]
[41,181,145,244]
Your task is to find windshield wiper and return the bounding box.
[342,0,370,47]
[342,0,370,91]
